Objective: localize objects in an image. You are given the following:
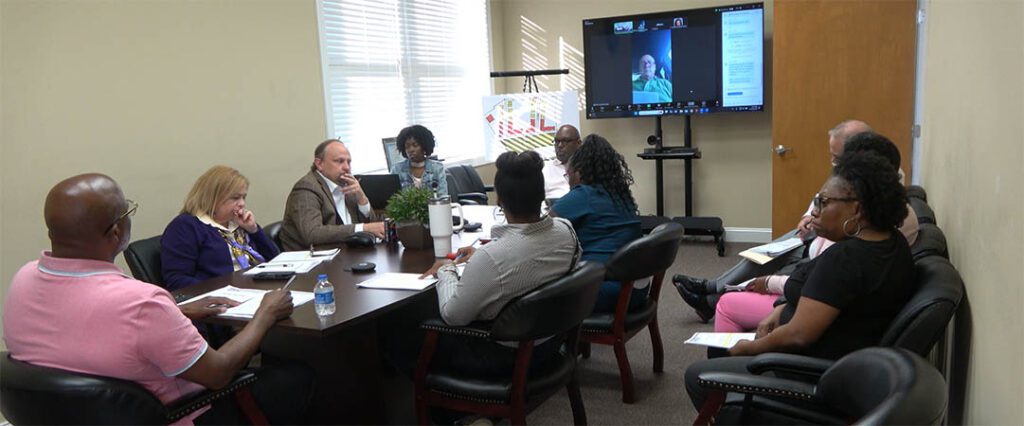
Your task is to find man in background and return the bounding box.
[541,124,582,201]
[280,139,385,251]
[633,54,673,103]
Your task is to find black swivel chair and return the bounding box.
[878,255,964,356]
[0,352,267,425]
[911,223,949,262]
[124,235,165,287]
[263,221,284,252]
[693,347,948,425]
[414,262,605,425]
[579,222,684,403]
[448,164,493,205]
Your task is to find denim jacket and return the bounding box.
[390,158,448,197]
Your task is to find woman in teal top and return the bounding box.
[390,124,448,196]
[551,134,643,313]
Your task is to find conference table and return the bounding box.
[173,205,501,424]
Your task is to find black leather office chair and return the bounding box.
[909,196,936,225]
[124,235,165,287]
[579,222,684,403]
[906,185,928,203]
[694,347,948,425]
[263,221,283,252]
[911,223,949,261]
[448,164,493,205]
[878,255,964,356]
[445,169,481,205]
[414,262,605,425]
[0,352,267,425]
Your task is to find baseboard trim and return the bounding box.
[723,227,773,243]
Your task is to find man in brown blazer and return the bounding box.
[280,139,385,251]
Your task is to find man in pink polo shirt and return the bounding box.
[3,173,311,425]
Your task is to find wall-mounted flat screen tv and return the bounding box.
[582,3,764,119]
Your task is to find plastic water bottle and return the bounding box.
[314,274,335,316]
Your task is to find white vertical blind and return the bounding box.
[318,0,491,173]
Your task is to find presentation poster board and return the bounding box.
[481,90,580,160]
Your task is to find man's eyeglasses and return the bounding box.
[105,199,138,234]
[812,193,856,211]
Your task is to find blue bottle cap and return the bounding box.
[318,274,328,280]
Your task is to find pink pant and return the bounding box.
[714,292,779,332]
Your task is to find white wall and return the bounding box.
[919,1,1024,423]
[0,0,326,351]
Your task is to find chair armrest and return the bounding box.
[696,371,817,403]
[456,192,488,205]
[420,317,493,340]
[483,185,494,192]
[746,353,834,379]
[165,372,258,421]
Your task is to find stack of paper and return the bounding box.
[738,237,803,265]
[356,273,437,291]
[242,249,339,276]
[177,285,314,318]
[684,332,756,349]
[270,249,340,262]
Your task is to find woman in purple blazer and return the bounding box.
[161,165,280,291]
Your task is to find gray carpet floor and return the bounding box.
[527,239,757,425]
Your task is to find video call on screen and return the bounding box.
[583,3,764,119]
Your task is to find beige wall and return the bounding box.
[490,0,773,228]
[919,1,1024,424]
[0,0,326,352]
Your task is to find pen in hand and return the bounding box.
[281,275,297,291]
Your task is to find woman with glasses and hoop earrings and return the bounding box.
[684,146,916,410]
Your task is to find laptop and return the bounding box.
[355,173,402,210]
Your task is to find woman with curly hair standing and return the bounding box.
[551,134,643,313]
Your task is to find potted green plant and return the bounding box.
[384,186,433,249]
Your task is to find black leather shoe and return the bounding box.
[673,281,715,323]
[672,274,710,295]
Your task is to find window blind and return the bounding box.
[319,0,491,173]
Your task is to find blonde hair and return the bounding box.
[181,165,249,216]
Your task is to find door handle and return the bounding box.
[774,145,791,156]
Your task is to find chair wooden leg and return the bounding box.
[567,376,587,425]
[613,341,636,404]
[414,395,430,425]
[649,319,664,373]
[234,387,269,426]
[579,341,591,359]
[511,407,527,426]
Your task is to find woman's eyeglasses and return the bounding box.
[104,199,138,234]
[812,193,856,211]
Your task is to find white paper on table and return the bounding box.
[724,277,756,292]
[684,332,757,349]
[270,249,339,263]
[357,273,438,291]
[242,259,320,276]
[177,285,265,306]
[219,291,315,319]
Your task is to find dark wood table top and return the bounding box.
[174,205,499,337]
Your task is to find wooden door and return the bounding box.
[771,0,917,237]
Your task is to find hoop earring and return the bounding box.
[842,217,863,237]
